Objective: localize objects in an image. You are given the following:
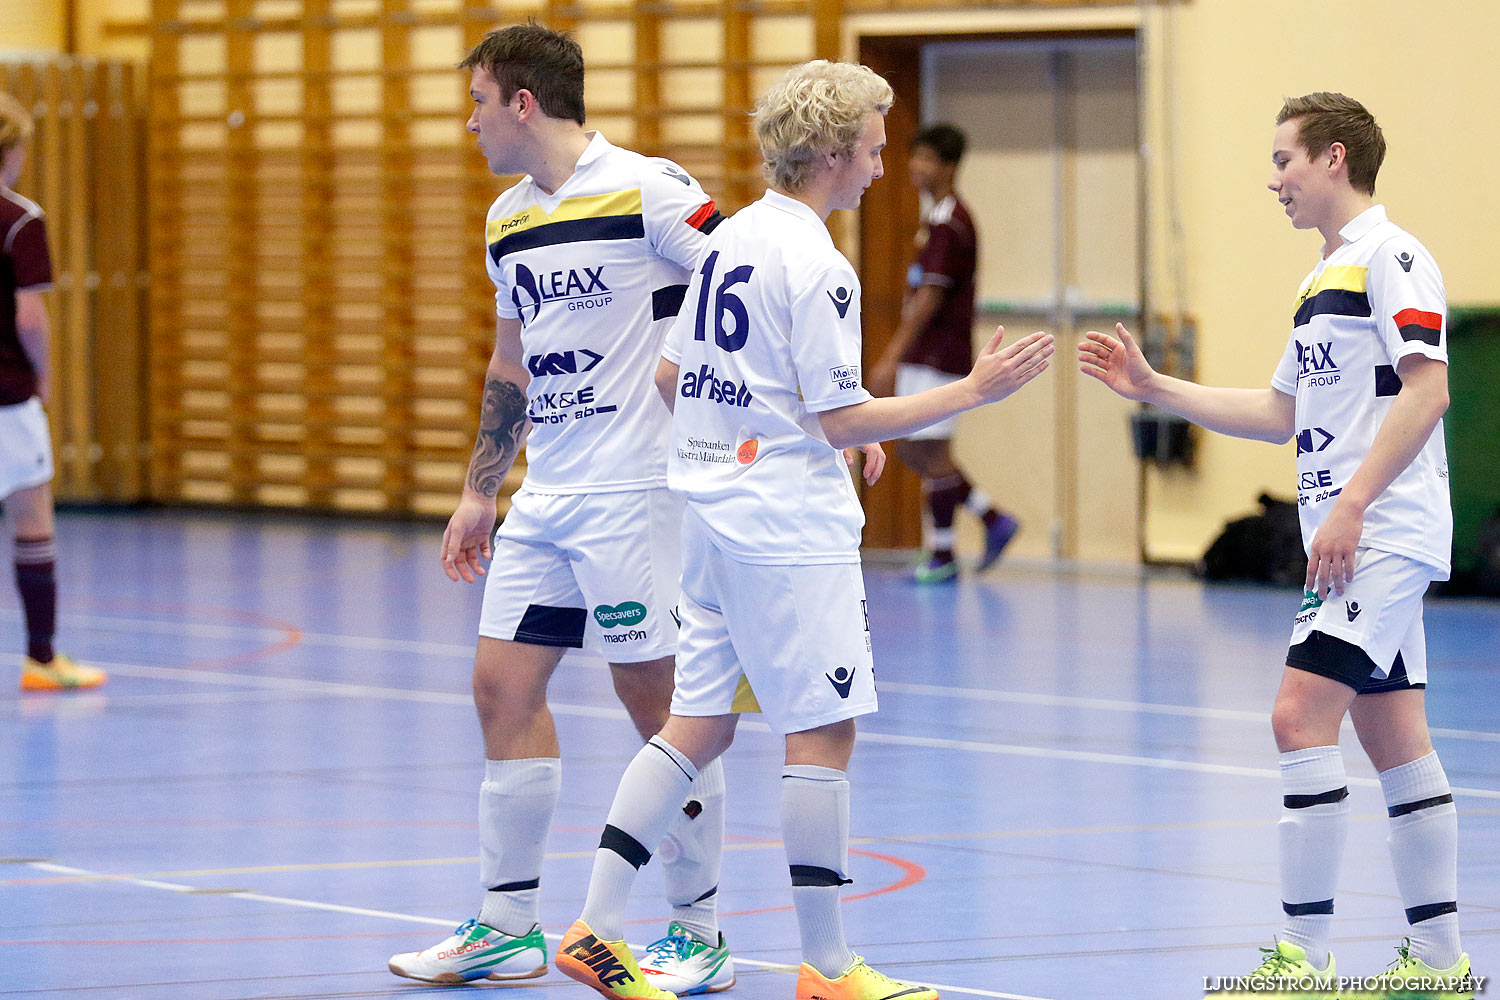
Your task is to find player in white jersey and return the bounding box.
[557,61,1053,1000]
[387,24,738,992]
[1080,93,1474,997]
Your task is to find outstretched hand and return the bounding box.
[968,326,1054,406]
[1078,323,1158,401]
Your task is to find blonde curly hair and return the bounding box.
[0,92,34,160]
[754,60,893,193]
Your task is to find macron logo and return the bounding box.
[827,286,853,318]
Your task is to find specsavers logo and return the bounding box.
[512,263,612,324]
[594,601,648,645]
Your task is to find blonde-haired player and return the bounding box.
[557,60,1053,1000]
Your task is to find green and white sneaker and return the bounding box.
[637,921,736,995]
[388,919,547,984]
[1360,938,1474,999]
[1206,940,1337,996]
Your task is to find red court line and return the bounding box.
[625,845,927,923]
[77,597,303,672]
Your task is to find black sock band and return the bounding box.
[1282,898,1335,916]
[789,864,852,887]
[1406,901,1458,925]
[600,823,651,870]
[1284,787,1349,809]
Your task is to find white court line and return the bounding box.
[14,608,1499,743]
[24,861,1051,1000]
[79,660,1500,801]
[879,680,1500,744]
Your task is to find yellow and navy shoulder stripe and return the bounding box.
[488,189,645,263]
[1293,264,1369,328]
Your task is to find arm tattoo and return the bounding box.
[466,377,529,497]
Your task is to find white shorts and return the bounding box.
[1287,547,1437,691]
[477,486,681,662]
[895,363,962,440]
[671,507,877,736]
[0,398,54,498]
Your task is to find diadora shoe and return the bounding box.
[556,919,677,999]
[387,919,546,984]
[1363,938,1474,999]
[1204,940,1336,997]
[638,921,735,995]
[795,957,939,1000]
[976,513,1019,572]
[911,552,958,585]
[20,654,106,692]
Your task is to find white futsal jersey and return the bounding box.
[663,189,873,564]
[485,132,721,494]
[1270,205,1452,576]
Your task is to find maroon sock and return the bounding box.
[925,474,972,532]
[15,536,57,664]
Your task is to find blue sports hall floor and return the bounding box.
[3,509,1495,999]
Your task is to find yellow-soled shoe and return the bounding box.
[1358,939,1474,999]
[556,919,677,999]
[1204,940,1337,997]
[20,654,106,691]
[795,957,939,1000]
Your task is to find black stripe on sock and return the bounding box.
[600,824,652,870]
[1283,898,1335,916]
[649,740,695,782]
[1284,787,1349,809]
[1406,901,1458,925]
[487,878,540,893]
[693,884,718,903]
[1388,792,1454,818]
[789,864,852,887]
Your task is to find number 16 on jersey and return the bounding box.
[693,250,755,353]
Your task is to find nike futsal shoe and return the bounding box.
[911,552,958,585]
[1204,940,1337,997]
[556,919,678,999]
[976,513,1020,572]
[387,919,546,984]
[1365,938,1474,999]
[637,921,735,994]
[20,654,106,691]
[795,957,939,1000]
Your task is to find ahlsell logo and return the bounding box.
[825,666,856,699]
[826,286,853,318]
[1346,600,1362,622]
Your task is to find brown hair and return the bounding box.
[1276,92,1385,195]
[0,92,35,160]
[459,21,585,126]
